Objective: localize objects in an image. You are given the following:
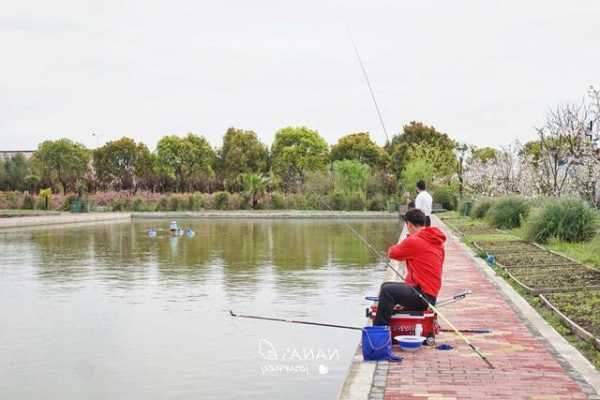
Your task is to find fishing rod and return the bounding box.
[349,34,390,144]
[229,310,362,331]
[230,310,489,335]
[299,192,497,367]
[378,246,495,369]
[340,34,496,369]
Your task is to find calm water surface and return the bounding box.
[0,219,400,399]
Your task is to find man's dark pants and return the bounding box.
[425,216,431,227]
[373,282,436,326]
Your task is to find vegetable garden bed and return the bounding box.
[540,291,600,350]
[473,240,544,254]
[452,225,500,236]
[505,265,600,294]
[495,252,576,268]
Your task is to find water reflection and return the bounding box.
[15,219,400,298]
[0,218,401,400]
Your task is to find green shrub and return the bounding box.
[36,188,52,210]
[284,193,308,210]
[156,197,169,211]
[367,194,386,211]
[213,191,230,210]
[526,198,598,243]
[433,186,458,211]
[486,196,530,229]
[199,193,212,209]
[472,198,495,219]
[21,194,35,210]
[228,193,251,210]
[112,196,132,211]
[35,197,47,210]
[168,195,182,211]
[187,194,201,211]
[61,194,79,211]
[132,197,145,211]
[271,193,285,210]
[2,192,19,209]
[240,193,252,210]
[329,192,345,211]
[346,193,366,211]
[303,192,325,210]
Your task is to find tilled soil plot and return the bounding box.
[509,265,600,291]
[455,225,499,235]
[474,240,543,254]
[495,252,575,267]
[544,290,600,340]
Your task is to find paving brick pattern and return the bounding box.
[383,222,597,400]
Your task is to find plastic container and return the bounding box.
[362,326,393,361]
[395,335,425,352]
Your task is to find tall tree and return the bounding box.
[388,121,457,177]
[218,128,269,191]
[93,137,139,191]
[332,160,371,194]
[134,143,157,192]
[471,147,498,163]
[330,132,388,169]
[32,139,90,194]
[156,133,215,192]
[1,154,29,191]
[271,126,328,191]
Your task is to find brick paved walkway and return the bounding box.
[383,221,597,400]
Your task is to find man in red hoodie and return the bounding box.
[373,209,446,326]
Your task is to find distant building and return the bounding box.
[0,151,35,161]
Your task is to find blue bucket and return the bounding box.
[362,326,401,362]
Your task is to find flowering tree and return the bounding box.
[463,142,531,197]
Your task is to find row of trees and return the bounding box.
[2,86,598,207]
[0,122,461,199]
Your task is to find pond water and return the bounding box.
[0,218,400,400]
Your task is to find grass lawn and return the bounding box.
[545,236,600,268]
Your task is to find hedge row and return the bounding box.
[1,191,394,212]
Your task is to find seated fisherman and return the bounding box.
[373,209,446,326]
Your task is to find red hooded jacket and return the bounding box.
[387,227,446,298]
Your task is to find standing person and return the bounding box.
[373,209,446,326]
[415,180,433,227]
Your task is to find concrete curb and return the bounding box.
[0,212,131,229]
[438,216,600,397]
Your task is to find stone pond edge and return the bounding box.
[0,211,401,230]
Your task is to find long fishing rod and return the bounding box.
[229,310,362,331]
[345,33,495,369]
[349,34,390,144]
[308,185,495,368]
[383,260,495,369]
[230,310,489,334]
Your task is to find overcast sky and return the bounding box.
[2,1,599,151]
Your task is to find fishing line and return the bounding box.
[348,32,390,145]
[325,31,495,369]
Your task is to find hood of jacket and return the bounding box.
[416,226,446,246]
